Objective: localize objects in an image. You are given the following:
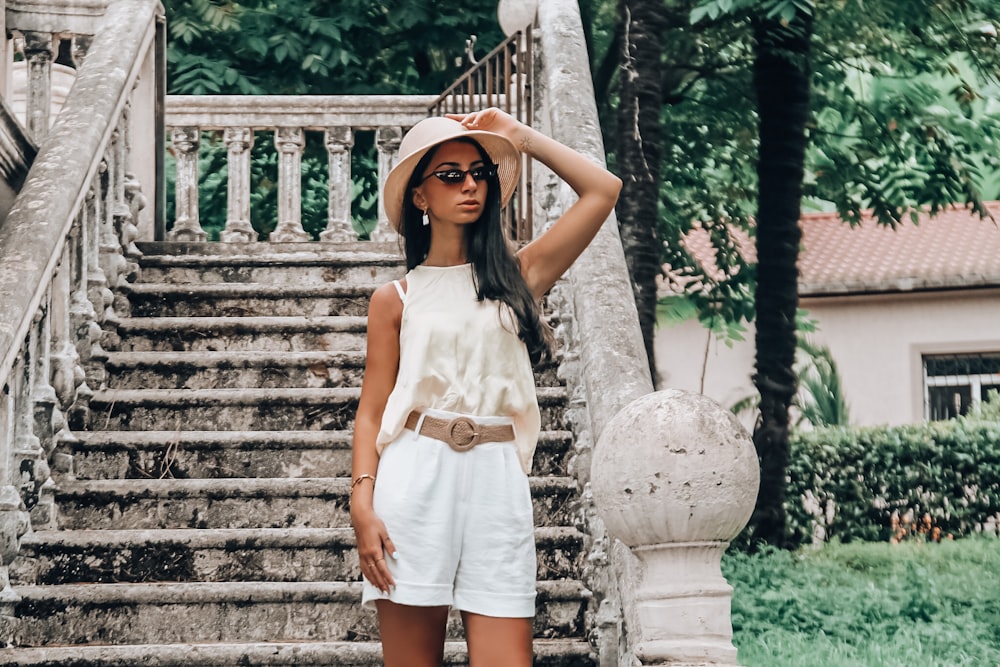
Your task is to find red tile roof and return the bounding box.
[674,202,1000,296]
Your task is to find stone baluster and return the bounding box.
[370,125,402,242]
[110,117,137,287]
[31,294,58,463]
[116,104,143,280]
[21,31,57,141]
[269,127,310,242]
[97,152,123,330]
[83,183,110,392]
[167,126,206,242]
[319,126,356,242]
[221,127,256,243]
[591,389,760,666]
[30,297,59,529]
[12,328,48,516]
[69,206,100,429]
[49,240,84,472]
[1,385,26,616]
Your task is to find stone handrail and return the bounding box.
[0,0,160,612]
[164,95,436,244]
[523,1,760,665]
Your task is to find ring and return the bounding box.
[376,557,385,562]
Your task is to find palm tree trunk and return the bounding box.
[615,0,667,384]
[749,11,813,548]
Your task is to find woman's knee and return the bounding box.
[376,601,450,667]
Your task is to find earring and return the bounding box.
[422,209,430,226]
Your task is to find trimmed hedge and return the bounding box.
[786,418,1000,546]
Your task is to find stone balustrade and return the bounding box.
[0,0,160,618]
[164,95,437,244]
[518,0,760,664]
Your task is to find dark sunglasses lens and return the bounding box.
[433,166,496,184]
[437,170,466,184]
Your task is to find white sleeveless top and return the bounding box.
[375,263,540,474]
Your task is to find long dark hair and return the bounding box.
[399,137,553,365]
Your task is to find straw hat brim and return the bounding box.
[383,116,522,232]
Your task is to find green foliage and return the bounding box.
[795,337,850,428]
[653,0,1000,339]
[162,1,505,236]
[724,539,1000,666]
[784,417,1000,546]
[164,0,503,95]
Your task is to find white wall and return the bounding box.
[654,288,1000,427]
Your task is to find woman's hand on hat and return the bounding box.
[447,108,524,148]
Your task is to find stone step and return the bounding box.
[87,387,360,431]
[10,580,590,646]
[115,316,367,352]
[0,639,595,666]
[52,477,579,530]
[135,243,404,286]
[72,429,574,480]
[86,386,568,432]
[11,526,583,585]
[125,283,377,318]
[105,350,366,390]
[104,350,564,390]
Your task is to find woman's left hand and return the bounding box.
[446,108,525,150]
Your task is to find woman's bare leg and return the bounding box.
[462,612,533,667]
[375,601,450,667]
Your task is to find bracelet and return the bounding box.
[351,473,376,490]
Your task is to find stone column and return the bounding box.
[370,125,402,242]
[166,126,206,242]
[0,376,24,614]
[319,126,356,242]
[21,31,56,141]
[591,389,760,666]
[221,126,255,243]
[269,127,310,242]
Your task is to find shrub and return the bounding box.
[785,417,1000,546]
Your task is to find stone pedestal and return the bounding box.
[591,389,760,666]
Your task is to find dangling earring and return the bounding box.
[422,209,430,226]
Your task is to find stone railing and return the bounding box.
[164,95,436,244]
[0,0,161,617]
[513,0,761,665]
[164,24,535,248]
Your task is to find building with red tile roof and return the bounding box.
[656,202,1000,428]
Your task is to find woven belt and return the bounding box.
[404,410,515,452]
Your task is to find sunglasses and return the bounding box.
[420,165,497,185]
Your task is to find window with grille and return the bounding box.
[923,353,1000,420]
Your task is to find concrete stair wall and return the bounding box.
[4,242,596,666]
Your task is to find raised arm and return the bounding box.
[447,108,621,300]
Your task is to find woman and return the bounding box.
[350,107,621,667]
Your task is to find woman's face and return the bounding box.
[413,140,489,226]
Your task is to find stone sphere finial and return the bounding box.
[591,389,760,665]
[592,388,759,548]
[497,0,539,36]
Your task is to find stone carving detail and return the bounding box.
[222,127,256,243]
[370,125,402,242]
[167,126,206,242]
[21,30,57,141]
[269,127,310,242]
[319,126,356,242]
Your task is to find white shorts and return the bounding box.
[361,409,537,618]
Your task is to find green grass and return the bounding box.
[723,538,1000,666]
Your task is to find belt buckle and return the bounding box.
[446,416,481,452]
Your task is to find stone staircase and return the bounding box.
[4,242,595,666]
